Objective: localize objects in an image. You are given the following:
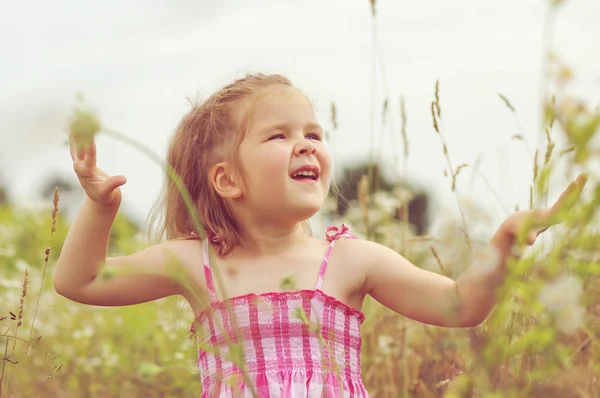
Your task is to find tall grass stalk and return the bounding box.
[100,127,259,397]
[12,188,58,397]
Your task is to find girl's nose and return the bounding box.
[294,140,317,156]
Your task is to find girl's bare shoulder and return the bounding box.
[155,237,205,266]
[323,237,377,297]
[329,237,379,266]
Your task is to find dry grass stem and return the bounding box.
[430,246,447,276]
[12,188,59,396]
[400,96,408,161]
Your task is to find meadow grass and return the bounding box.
[1,81,598,396]
[1,1,599,396]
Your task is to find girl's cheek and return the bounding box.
[318,149,332,171]
[262,154,287,176]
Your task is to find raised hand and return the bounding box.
[500,174,588,246]
[69,134,127,206]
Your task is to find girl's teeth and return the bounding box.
[293,171,316,178]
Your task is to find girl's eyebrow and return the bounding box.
[306,122,324,132]
[259,122,323,135]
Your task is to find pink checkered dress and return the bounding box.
[190,224,370,397]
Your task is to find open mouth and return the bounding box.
[290,166,319,181]
[291,171,318,181]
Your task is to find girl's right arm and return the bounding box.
[54,197,188,306]
[54,134,195,307]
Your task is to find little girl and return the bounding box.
[55,73,586,397]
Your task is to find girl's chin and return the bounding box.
[294,203,324,219]
[268,202,323,222]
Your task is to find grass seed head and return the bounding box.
[69,106,101,145]
[51,187,59,233]
[431,102,440,133]
[330,102,338,130]
[17,269,29,327]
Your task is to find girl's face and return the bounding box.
[236,85,332,225]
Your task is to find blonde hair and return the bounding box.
[148,73,304,255]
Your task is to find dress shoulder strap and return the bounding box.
[202,239,218,303]
[314,223,355,291]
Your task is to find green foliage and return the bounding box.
[2,1,599,396]
[1,206,199,397]
[2,152,598,397]
[0,205,68,273]
[69,99,100,145]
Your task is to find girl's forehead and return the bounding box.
[245,86,315,133]
[255,85,311,110]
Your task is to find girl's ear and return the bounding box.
[209,162,243,199]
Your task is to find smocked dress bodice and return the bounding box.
[191,225,370,397]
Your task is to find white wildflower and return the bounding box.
[344,204,365,227]
[0,277,22,289]
[377,335,392,354]
[105,353,120,367]
[538,274,585,335]
[0,245,16,257]
[38,321,57,336]
[374,223,403,237]
[555,303,585,335]
[100,344,119,367]
[101,344,112,357]
[538,275,583,312]
[94,313,105,325]
[88,357,102,368]
[374,223,406,250]
[368,207,385,226]
[19,200,53,214]
[393,186,414,206]
[373,191,398,214]
[82,325,94,338]
[15,259,29,272]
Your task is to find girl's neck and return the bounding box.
[235,222,310,256]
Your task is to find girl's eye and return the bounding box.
[306,133,322,141]
[268,134,285,140]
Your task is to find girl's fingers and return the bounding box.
[548,173,587,216]
[83,138,97,168]
[72,158,93,179]
[69,134,96,161]
[100,175,127,197]
[77,144,86,160]
[537,225,549,235]
[69,135,78,160]
[527,231,538,246]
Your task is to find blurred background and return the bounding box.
[1,1,599,397]
[1,0,598,228]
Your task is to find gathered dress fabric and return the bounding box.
[191,225,370,397]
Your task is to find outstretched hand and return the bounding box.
[500,174,588,247]
[69,134,127,206]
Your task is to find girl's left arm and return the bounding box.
[359,174,587,327]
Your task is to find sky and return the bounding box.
[1,0,599,231]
